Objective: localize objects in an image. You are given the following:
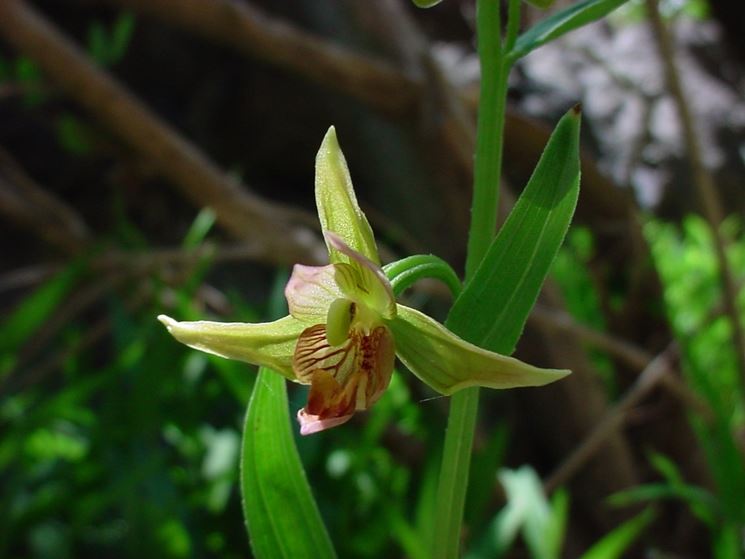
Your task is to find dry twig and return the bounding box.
[96,0,420,116]
[544,344,679,493]
[0,147,90,254]
[530,305,713,420]
[0,0,325,266]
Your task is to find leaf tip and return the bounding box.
[157,314,177,331]
[321,125,338,148]
[571,102,582,116]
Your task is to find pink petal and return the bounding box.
[284,263,344,322]
[297,408,354,435]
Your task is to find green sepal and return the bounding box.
[389,304,569,395]
[158,314,305,380]
[316,126,380,265]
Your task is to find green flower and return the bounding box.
[159,127,569,435]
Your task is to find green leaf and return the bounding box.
[241,368,336,559]
[55,114,93,155]
[448,106,581,355]
[87,22,109,65]
[0,262,82,377]
[109,12,136,64]
[523,0,557,8]
[510,0,630,61]
[607,483,718,527]
[580,508,655,559]
[492,466,558,559]
[182,208,216,249]
[412,0,443,6]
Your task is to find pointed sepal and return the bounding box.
[158,314,305,380]
[389,305,569,394]
[315,126,380,265]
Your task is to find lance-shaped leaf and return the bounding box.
[510,0,629,61]
[316,126,380,265]
[390,305,569,394]
[448,106,581,354]
[241,367,337,559]
[523,0,557,8]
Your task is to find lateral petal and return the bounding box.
[315,126,380,265]
[389,305,570,394]
[327,232,396,319]
[158,314,304,380]
[285,263,344,322]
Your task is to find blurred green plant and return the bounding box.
[466,465,654,559]
[635,216,745,556]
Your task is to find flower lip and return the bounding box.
[297,409,353,435]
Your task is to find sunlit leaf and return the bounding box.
[240,271,335,558]
[510,0,630,61]
[0,262,82,376]
[241,368,336,559]
[448,106,581,355]
[580,508,655,559]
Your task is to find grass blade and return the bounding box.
[580,508,655,559]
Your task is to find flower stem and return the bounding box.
[432,0,518,557]
[463,0,505,281]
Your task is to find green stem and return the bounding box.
[384,254,462,299]
[432,0,518,557]
[464,0,505,281]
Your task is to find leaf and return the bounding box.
[240,270,335,558]
[448,106,581,355]
[489,466,559,559]
[0,262,82,376]
[109,12,136,64]
[240,367,336,559]
[510,0,630,61]
[182,207,216,249]
[607,483,718,527]
[55,114,93,155]
[87,22,109,65]
[580,508,655,559]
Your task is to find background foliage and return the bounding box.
[1,0,744,557]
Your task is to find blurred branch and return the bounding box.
[544,344,680,493]
[0,147,90,254]
[100,0,644,239]
[0,0,325,267]
[530,305,712,420]
[2,282,151,395]
[96,0,420,116]
[645,0,745,389]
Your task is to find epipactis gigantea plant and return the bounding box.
[159,127,569,435]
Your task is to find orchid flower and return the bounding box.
[158,127,569,435]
